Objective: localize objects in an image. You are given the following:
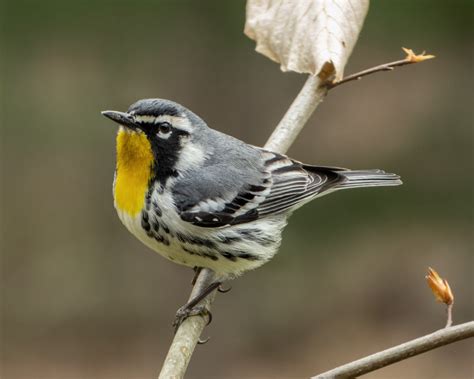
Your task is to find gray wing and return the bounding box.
[172,148,344,228]
[256,151,343,216]
[172,160,271,227]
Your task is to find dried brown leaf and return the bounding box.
[245,0,369,80]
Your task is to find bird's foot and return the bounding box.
[172,281,221,331]
[173,280,232,343]
[173,303,212,334]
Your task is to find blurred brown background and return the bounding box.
[2,1,473,378]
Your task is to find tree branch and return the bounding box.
[158,268,217,379]
[312,321,474,379]
[158,51,434,378]
[264,75,327,153]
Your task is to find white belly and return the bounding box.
[115,189,287,279]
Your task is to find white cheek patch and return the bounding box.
[175,140,207,172]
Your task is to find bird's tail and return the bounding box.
[336,169,402,189]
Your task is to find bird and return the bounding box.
[102,98,402,328]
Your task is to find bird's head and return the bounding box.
[102,98,204,159]
[102,99,211,215]
[102,98,208,184]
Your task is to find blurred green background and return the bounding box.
[2,1,473,378]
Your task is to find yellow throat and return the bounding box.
[114,129,154,216]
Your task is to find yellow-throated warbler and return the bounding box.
[102,98,402,327]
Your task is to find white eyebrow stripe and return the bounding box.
[134,115,193,133]
[158,115,193,133]
[134,115,156,123]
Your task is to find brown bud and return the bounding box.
[426,267,454,305]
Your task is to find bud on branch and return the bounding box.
[426,267,454,328]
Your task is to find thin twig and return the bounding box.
[328,59,405,89]
[329,48,435,89]
[446,303,454,328]
[312,321,474,379]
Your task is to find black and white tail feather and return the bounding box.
[336,169,402,189]
[256,152,401,217]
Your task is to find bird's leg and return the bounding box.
[173,281,222,334]
[191,266,202,285]
[192,266,230,292]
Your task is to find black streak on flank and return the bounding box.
[160,222,170,234]
[204,253,219,261]
[142,212,170,246]
[145,189,152,211]
[218,235,242,244]
[141,212,151,232]
[182,246,219,261]
[238,228,274,246]
[154,233,169,246]
[152,201,162,217]
[221,252,237,262]
[176,232,217,249]
[236,252,259,261]
[182,246,196,255]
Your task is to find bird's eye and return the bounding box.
[157,122,172,135]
